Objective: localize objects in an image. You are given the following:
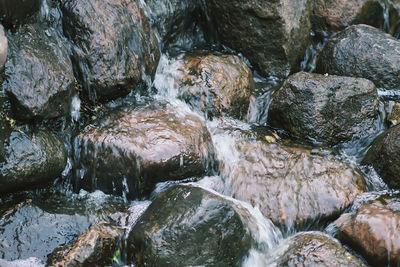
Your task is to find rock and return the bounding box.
[268,72,380,145]
[127,185,253,266]
[0,0,42,28]
[0,127,67,194]
[334,194,400,266]
[269,232,367,266]
[221,138,366,229]
[177,54,253,119]
[3,24,76,121]
[0,24,6,69]
[140,0,208,50]
[61,0,160,102]
[362,125,400,189]
[312,0,383,31]
[317,24,400,91]
[389,102,400,126]
[47,222,122,266]
[74,102,215,199]
[204,0,313,79]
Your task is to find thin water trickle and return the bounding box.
[70,94,81,122]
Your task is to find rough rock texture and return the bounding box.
[177,54,253,119]
[312,0,383,31]
[205,0,313,79]
[0,128,67,194]
[61,0,160,102]
[0,0,42,28]
[362,124,400,189]
[127,185,252,266]
[317,24,400,91]
[74,102,214,199]
[47,222,122,266]
[389,102,400,126]
[0,24,6,69]
[268,72,380,145]
[334,195,400,266]
[271,232,367,266]
[3,24,75,121]
[140,0,208,50]
[221,139,366,229]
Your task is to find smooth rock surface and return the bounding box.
[0,24,6,69]
[334,194,400,266]
[127,185,253,266]
[317,24,400,91]
[362,124,400,189]
[74,102,214,199]
[268,72,380,145]
[177,54,253,119]
[0,0,42,28]
[61,0,160,102]
[3,24,75,121]
[205,0,313,79]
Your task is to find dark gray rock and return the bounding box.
[317,24,400,91]
[61,0,160,102]
[3,24,76,121]
[74,102,215,199]
[204,0,313,79]
[0,24,6,69]
[176,54,253,119]
[0,128,67,194]
[362,124,400,189]
[268,72,380,145]
[270,232,367,266]
[0,0,42,28]
[334,194,400,266]
[127,185,253,266]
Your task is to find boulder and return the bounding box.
[61,0,160,102]
[74,102,215,199]
[317,24,400,91]
[334,194,400,266]
[312,0,383,31]
[0,24,6,69]
[3,24,75,121]
[0,128,67,194]
[220,138,366,229]
[205,0,313,79]
[47,222,122,266]
[269,232,367,266]
[0,0,42,28]
[177,54,253,119]
[127,185,253,266]
[362,124,400,189]
[268,72,380,145]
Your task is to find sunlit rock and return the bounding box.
[61,0,160,102]
[3,24,75,121]
[74,102,215,199]
[268,72,380,145]
[0,24,6,69]
[317,24,400,91]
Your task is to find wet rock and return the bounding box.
[362,125,400,189]
[61,0,160,102]
[0,127,67,194]
[177,54,253,119]
[270,232,367,266]
[140,0,208,50]
[222,139,366,229]
[0,199,91,262]
[312,0,383,32]
[47,222,122,266]
[127,185,253,266]
[205,0,313,79]
[0,24,6,69]
[268,72,380,145]
[334,195,400,266]
[0,0,42,28]
[317,24,400,91]
[74,102,214,199]
[3,24,75,121]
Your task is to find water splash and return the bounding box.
[70,94,81,122]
